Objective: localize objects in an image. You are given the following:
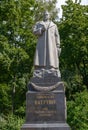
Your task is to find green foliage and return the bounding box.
[58,0,88,98]
[67,90,88,130]
[0,114,24,130]
[0,0,38,115]
[0,84,11,114]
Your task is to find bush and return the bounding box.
[67,90,88,130]
[0,114,24,130]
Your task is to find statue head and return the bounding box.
[43,11,50,21]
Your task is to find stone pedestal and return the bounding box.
[21,79,70,130]
[21,123,70,130]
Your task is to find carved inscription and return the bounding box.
[26,93,58,121]
[34,94,56,105]
[26,92,66,122]
[34,100,56,105]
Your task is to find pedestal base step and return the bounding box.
[21,123,70,130]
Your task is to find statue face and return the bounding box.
[43,11,50,21]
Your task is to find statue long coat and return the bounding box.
[33,21,60,69]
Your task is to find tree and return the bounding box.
[0,0,37,114]
[58,0,88,99]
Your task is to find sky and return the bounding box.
[57,0,88,18]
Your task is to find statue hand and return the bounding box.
[38,27,45,36]
[41,25,46,32]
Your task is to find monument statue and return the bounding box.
[33,11,61,77]
[21,10,70,130]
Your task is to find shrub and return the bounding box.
[0,114,24,130]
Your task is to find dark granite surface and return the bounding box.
[21,78,70,130]
[26,91,66,123]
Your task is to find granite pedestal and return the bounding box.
[21,75,70,130]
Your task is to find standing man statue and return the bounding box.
[33,11,61,77]
[21,12,70,130]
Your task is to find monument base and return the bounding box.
[21,123,70,130]
[21,81,70,130]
